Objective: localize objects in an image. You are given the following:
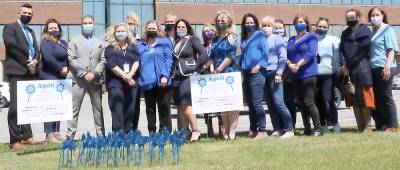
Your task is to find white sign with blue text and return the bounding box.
[190,72,243,114]
[17,80,73,125]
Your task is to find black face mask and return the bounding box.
[20,15,32,25]
[50,31,62,39]
[146,31,158,38]
[346,20,358,27]
[216,23,229,31]
[164,24,174,32]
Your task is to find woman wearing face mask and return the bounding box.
[314,17,341,133]
[368,7,399,132]
[240,13,269,139]
[104,23,140,132]
[260,16,294,139]
[39,18,68,143]
[287,14,321,136]
[137,21,173,133]
[339,9,374,133]
[126,12,141,42]
[274,19,288,45]
[173,19,208,142]
[201,23,224,138]
[209,10,240,140]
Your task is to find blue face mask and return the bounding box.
[115,32,127,41]
[315,28,328,36]
[294,23,307,33]
[82,24,94,36]
[244,25,257,33]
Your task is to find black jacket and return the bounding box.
[2,21,40,76]
[339,24,372,86]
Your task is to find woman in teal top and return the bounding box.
[368,7,399,132]
[209,10,240,140]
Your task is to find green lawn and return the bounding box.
[1,129,400,170]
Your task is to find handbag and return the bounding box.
[343,76,355,95]
[178,57,197,76]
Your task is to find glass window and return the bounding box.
[94,1,106,25]
[110,4,124,25]
[267,0,279,3]
[61,25,69,41]
[352,0,362,4]
[279,0,289,3]
[68,25,82,40]
[381,0,391,5]
[0,25,4,43]
[289,0,300,3]
[320,0,330,4]
[299,0,310,3]
[362,0,373,5]
[342,0,352,4]
[331,0,341,4]
[310,0,320,3]
[83,2,94,17]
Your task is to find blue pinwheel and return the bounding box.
[225,75,235,91]
[56,83,65,100]
[197,77,207,94]
[25,84,35,102]
[58,138,76,169]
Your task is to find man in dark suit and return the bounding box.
[2,3,39,149]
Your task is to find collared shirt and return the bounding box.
[17,19,34,59]
[370,24,399,68]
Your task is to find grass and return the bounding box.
[0,128,400,170]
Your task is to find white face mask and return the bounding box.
[261,26,273,36]
[371,15,383,26]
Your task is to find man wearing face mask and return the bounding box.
[66,15,107,139]
[314,17,341,133]
[339,9,375,133]
[2,3,39,149]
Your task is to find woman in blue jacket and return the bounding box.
[105,23,140,133]
[138,21,173,133]
[286,14,322,136]
[39,18,68,143]
[368,7,399,132]
[240,13,269,140]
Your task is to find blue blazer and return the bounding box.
[38,38,68,80]
[137,37,173,91]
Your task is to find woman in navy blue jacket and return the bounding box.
[138,21,173,133]
[105,23,140,133]
[240,13,269,139]
[286,14,321,136]
[39,19,68,143]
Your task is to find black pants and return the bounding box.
[143,86,172,133]
[8,75,34,143]
[132,90,141,130]
[372,67,398,130]
[284,80,297,129]
[315,74,338,126]
[108,86,140,132]
[294,77,321,130]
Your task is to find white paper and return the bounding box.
[190,72,244,114]
[17,79,73,125]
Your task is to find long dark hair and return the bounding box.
[368,7,388,24]
[173,18,195,43]
[42,18,62,42]
[241,13,259,41]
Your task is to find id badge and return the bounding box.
[123,63,130,73]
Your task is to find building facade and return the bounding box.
[0,0,400,76]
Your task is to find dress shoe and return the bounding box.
[21,138,36,145]
[190,130,201,143]
[384,127,397,133]
[248,130,257,138]
[46,133,63,144]
[303,128,313,136]
[10,142,26,150]
[54,132,65,142]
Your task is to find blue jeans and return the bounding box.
[244,70,266,132]
[315,74,338,126]
[44,121,60,135]
[264,70,293,132]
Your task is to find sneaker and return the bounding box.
[280,131,294,139]
[303,128,313,136]
[321,125,329,133]
[269,131,283,139]
[313,130,323,137]
[333,123,341,133]
[253,132,268,140]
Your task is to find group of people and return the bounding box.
[2,3,398,150]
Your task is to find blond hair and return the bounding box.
[261,16,276,26]
[215,10,236,45]
[126,12,140,26]
[105,23,135,52]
